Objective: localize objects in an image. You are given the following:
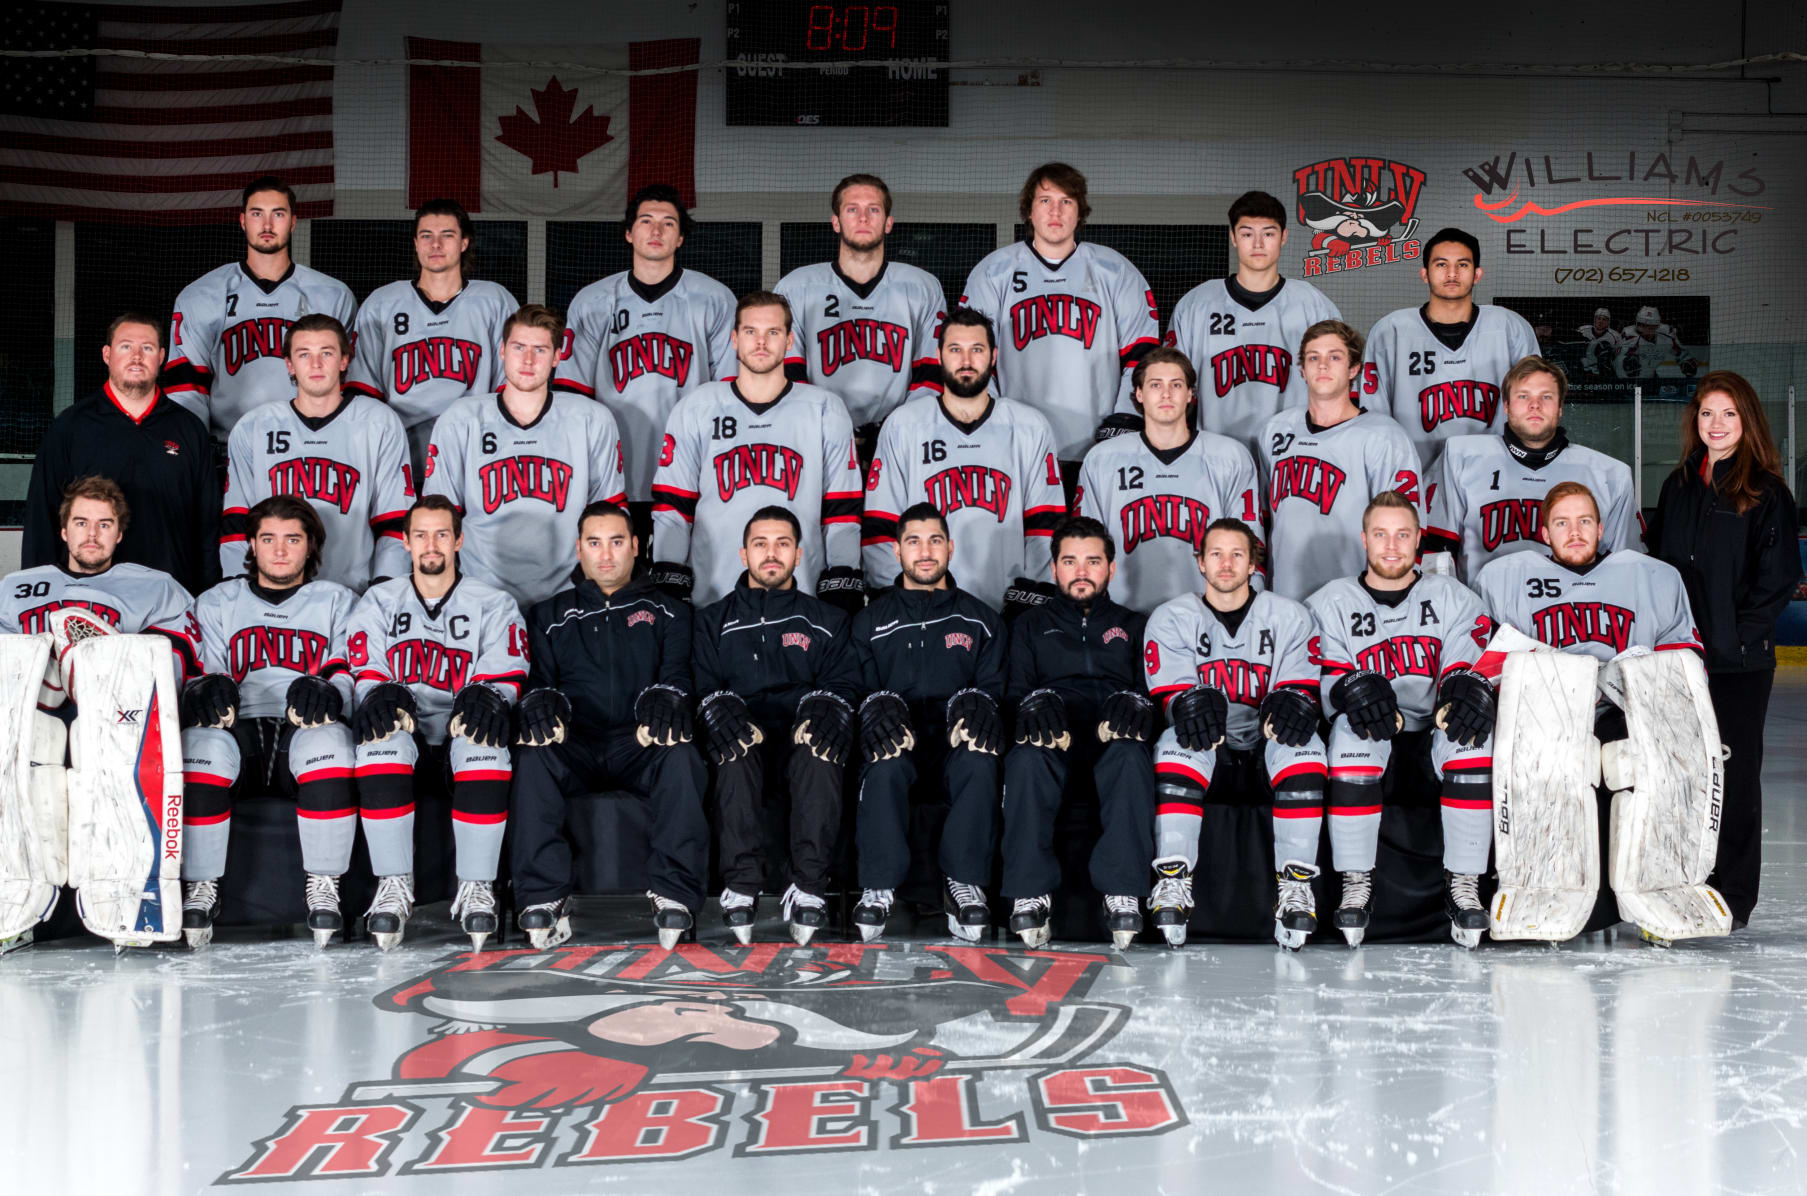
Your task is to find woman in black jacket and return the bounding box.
[1646,369,1802,927]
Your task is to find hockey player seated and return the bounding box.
[850,504,1007,941]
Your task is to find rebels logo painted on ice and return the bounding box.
[611,332,694,392]
[478,456,574,513]
[392,338,482,395]
[1009,294,1101,351]
[269,457,362,515]
[818,319,907,376]
[715,444,804,503]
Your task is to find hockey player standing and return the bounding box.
[860,307,1064,612]
[651,292,864,610]
[177,496,359,948]
[1363,227,1538,465]
[163,176,357,439]
[345,199,519,476]
[1305,492,1499,948]
[1260,320,1420,600]
[999,517,1156,949]
[345,496,528,951]
[1578,307,1623,376]
[424,304,627,610]
[1076,346,1263,612]
[777,173,946,448]
[1425,355,1638,582]
[221,314,413,591]
[1615,305,1699,380]
[510,501,711,950]
[693,507,860,945]
[960,163,1160,469]
[851,504,1007,942]
[1168,191,1340,453]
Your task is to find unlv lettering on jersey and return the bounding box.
[1418,380,1499,433]
[1009,295,1101,351]
[818,319,907,377]
[924,465,1012,520]
[229,626,330,679]
[393,338,482,395]
[1479,498,1540,551]
[714,444,804,503]
[17,600,122,636]
[1211,344,1291,397]
[478,456,575,514]
[222,317,293,376]
[1196,657,1271,705]
[1120,494,1211,553]
[1532,602,1635,654]
[610,332,694,392]
[1270,455,1347,515]
[269,458,362,516]
[1355,634,1441,679]
[386,639,472,692]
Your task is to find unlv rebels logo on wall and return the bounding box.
[1294,156,1427,276]
[221,942,1185,1181]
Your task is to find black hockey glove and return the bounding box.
[1260,686,1321,748]
[1001,577,1057,622]
[648,561,694,602]
[1094,412,1144,442]
[1169,685,1228,753]
[1014,688,1070,751]
[1097,690,1155,743]
[516,687,572,748]
[634,683,694,747]
[1330,670,1400,742]
[450,684,511,749]
[353,682,417,745]
[859,691,914,763]
[699,690,763,765]
[180,674,239,730]
[793,690,854,767]
[1434,669,1496,749]
[815,566,866,616]
[945,688,1002,755]
[284,674,343,728]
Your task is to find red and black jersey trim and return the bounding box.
[551,377,596,398]
[1024,503,1065,537]
[150,627,202,679]
[650,484,699,523]
[370,508,409,542]
[861,508,899,547]
[908,360,944,391]
[783,357,810,383]
[220,505,250,545]
[1118,337,1159,368]
[822,491,863,525]
[472,669,529,696]
[342,380,384,400]
[160,357,212,396]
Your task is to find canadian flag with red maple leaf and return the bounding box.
[406,38,698,217]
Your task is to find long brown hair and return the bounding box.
[1679,370,1782,514]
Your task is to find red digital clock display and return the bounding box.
[801,5,902,53]
[727,1,949,127]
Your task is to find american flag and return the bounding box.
[0,0,339,224]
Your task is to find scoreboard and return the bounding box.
[726,2,950,127]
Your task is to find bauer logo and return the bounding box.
[219,942,1185,1182]
[1293,156,1426,276]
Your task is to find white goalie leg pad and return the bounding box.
[0,634,63,938]
[1491,646,1601,942]
[64,634,184,947]
[1601,650,1731,942]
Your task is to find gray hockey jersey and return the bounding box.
[1474,548,1701,664]
[1426,433,1639,583]
[0,562,198,680]
[191,576,356,719]
[776,259,946,429]
[861,394,1063,609]
[652,380,862,608]
[1167,276,1340,451]
[344,279,518,443]
[1076,430,1263,614]
[423,392,627,611]
[553,266,737,502]
[163,261,357,438]
[1143,590,1320,749]
[1362,304,1539,465]
[960,240,1159,460]
[1306,572,1493,730]
[346,575,528,743]
[1615,325,1698,379]
[1259,407,1421,602]
[222,396,414,592]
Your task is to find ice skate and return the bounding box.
[781,885,826,946]
[719,888,757,945]
[853,888,894,942]
[304,873,342,947]
[0,931,33,956]
[944,879,989,942]
[1334,869,1373,947]
[182,879,220,950]
[449,880,497,952]
[518,897,571,950]
[1444,871,1488,950]
[365,873,414,952]
[1148,857,1193,947]
[649,891,693,949]
[1008,894,1051,948]
[1274,861,1319,951]
[1103,895,1142,949]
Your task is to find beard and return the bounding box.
[943,365,993,399]
[258,562,305,588]
[839,226,884,253]
[1367,555,1415,582]
[1205,571,1247,596]
[1552,541,1597,567]
[905,559,948,587]
[248,234,290,256]
[418,555,447,575]
[69,543,113,573]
